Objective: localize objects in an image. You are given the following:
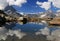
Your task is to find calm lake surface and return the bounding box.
[12,22,60,33]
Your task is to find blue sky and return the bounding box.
[13,0,60,13]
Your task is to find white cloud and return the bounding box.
[7,30,26,39]
[7,0,27,6]
[36,0,60,10]
[35,27,50,36]
[0,0,8,10]
[49,0,60,8]
[35,31,41,35]
[48,0,53,2]
[36,1,51,10]
[0,27,8,40]
[0,0,27,10]
[40,27,50,35]
[35,26,60,41]
[36,1,42,5]
[40,2,51,10]
[0,27,26,40]
[47,29,60,41]
[35,27,60,41]
[57,10,60,12]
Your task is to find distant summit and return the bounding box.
[4,5,22,18]
[4,5,16,12]
[39,10,56,18]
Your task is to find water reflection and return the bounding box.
[13,23,46,33]
[12,23,60,33]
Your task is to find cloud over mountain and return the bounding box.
[0,0,27,10]
[36,0,60,10]
[50,0,60,8]
[36,1,51,10]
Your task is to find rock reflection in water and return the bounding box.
[4,22,16,29]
